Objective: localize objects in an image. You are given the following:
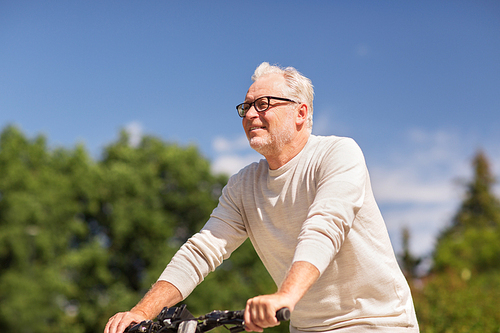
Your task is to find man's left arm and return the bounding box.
[244,261,320,332]
[244,138,368,332]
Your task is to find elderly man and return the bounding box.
[105,63,419,333]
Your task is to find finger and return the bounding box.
[251,300,279,328]
[105,314,119,333]
[117,319,130,333]
[117,313,139,333]
[244,317,263,333]
[244,301,263,332]
[104,317,112,333]
[106,312,134,333]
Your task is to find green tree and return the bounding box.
[413,150,500,332]
[399,226,421,280]
[433,150,500,274]
[0,126,88,333]
[0,126,286,333]
[99,132,285,331]
[78,131,230,331]
[450,150,500,230]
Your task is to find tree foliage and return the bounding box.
[411,150,500,332]
[4,126,500,333]
[433,150,500,274]
[399,226,422,279]
[0,126,285,333]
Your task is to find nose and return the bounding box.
[244,105,259,119]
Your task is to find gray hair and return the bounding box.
[252,62,314,130]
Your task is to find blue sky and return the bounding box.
[1,1,499,259]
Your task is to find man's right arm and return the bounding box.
[104,280,183,333]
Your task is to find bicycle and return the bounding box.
[125,304,291,333]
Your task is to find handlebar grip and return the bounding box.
[236,307,291,321]
[276,307,291,321]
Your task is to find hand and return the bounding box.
[244,262,320,332]
[244,294,292,332]
[104,310,147,333]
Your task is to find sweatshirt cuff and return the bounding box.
[292,240,334,275]
[157,262,199,299]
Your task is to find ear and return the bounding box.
[295,103,308,127]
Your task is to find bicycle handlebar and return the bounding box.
[275,307,291,322]
[125,304,291,333]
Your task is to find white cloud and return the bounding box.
[370,128,500,258]
[355,43,370,58]
[312,107,351,138]
[125,121,143,148]
[209,128,500,261]
[212,153,262,176]
[383,202,457,257]
[311,111,332,136]
[213,135,249,153]
[211,134,262,175]
[371,128,468,205]
[372,169,457,204]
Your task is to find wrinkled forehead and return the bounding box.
[244,74,286,102]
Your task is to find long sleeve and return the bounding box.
[293,138,367,274]
[158,174,248,298]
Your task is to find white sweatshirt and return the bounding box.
[159,135,419,332]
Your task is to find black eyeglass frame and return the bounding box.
[236,96,298,118]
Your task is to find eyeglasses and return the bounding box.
[236,96,298,118]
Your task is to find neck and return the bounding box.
[265,132,310,170]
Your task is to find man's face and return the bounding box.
[242,74,297,156]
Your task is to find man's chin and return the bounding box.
[249,139,268,154]
[250,140,277,157]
